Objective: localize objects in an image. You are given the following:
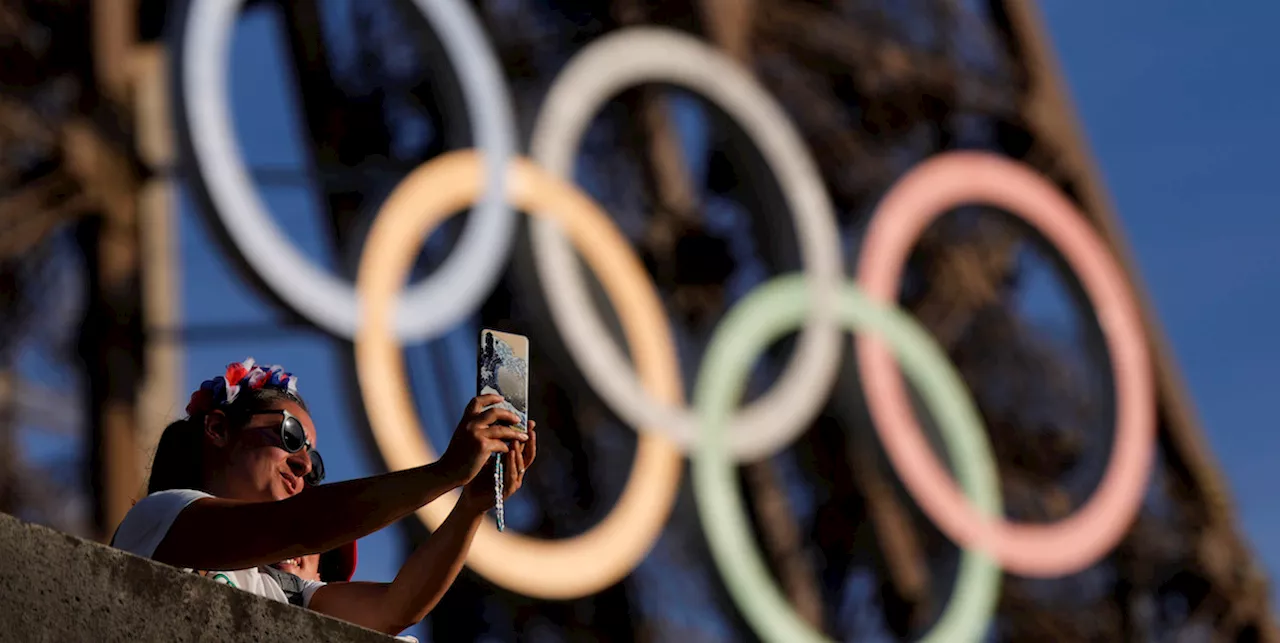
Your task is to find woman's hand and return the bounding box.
[313,426,537,635]
[437,395,529,488]
[458,422,537,515]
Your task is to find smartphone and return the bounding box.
[478,329,529,532]
[477,329,529,432]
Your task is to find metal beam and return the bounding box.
[131,44,183,486]
[76,0,146,541]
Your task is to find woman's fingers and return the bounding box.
[513,439,526,476]
[478,424,528,443]
[502,449,520,494]
[466,394,504,416]
[524,425,537,467]
[473,407,525,431]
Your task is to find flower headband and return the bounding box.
[185,358,299,417]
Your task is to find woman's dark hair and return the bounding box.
[146,387,309,494]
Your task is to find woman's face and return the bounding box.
[211,399,318,502]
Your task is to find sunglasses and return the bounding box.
[245,409,325,486]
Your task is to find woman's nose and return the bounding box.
[287,449,312,477]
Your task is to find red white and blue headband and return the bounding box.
[185,358,299,417]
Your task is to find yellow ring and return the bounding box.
[354,150,684,599]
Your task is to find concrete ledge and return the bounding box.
[0,512,395,642]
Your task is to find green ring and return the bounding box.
[691,274,1003,642]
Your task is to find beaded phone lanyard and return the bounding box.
[494,453,506,531]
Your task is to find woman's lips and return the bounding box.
[280,471,302,496]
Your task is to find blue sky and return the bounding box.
[13,0,1280,636]
[1041,0,1280,592]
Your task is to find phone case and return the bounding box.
[478,329,530,532]
[477,329,529,432]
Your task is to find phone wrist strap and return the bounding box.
[494,453,505,531]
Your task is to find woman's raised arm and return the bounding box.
[308,426,536,635]
[150,396,527,571]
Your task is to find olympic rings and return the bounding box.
[354,150,684,600]
[855,151,1157,577]
[529,27,844,462]
[172,6,1160,620]
[693,275,1001,643]
[175,0,518,341]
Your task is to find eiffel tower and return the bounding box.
[0,0,178,543]
[2,1,1272,640]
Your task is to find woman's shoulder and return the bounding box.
[138,489,214,505]
[124,489,216,523]
[111,489,214,558]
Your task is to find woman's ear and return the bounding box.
[204,410,231,448]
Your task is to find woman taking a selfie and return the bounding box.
[112,358,537,636]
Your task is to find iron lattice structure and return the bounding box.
[0,0,1273,641]
[263,1,1276,640]
[0,0,129,541]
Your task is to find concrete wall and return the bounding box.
[0,512,396,642]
